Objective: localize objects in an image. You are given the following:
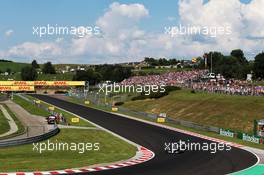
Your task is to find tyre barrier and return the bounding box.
[0,126,60,147]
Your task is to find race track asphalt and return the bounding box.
[31,94,258,175]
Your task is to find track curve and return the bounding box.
[31,94,258,175]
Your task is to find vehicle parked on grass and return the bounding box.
[202,73,216,79]
[46,115,56,124]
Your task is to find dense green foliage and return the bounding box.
[144,57,181,66]
[21,66,38,81]
[42,62,56,74]
[198,50,250,79]
[73,69,102,85]
[253,52,264,79]
[73,65,132,85]
[31,60,40,69]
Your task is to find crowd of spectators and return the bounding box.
[120,69,264,96]
[191,80,264,96]
[120,70,208,86]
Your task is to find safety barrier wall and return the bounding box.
[0,126,59,147]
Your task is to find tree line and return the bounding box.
[145,49,264,80]
[72,65,132,85]
[144,57,181,66]
[21,61,132,84]
[19,49,264,81]
[21,60,55,80]
[197,49,264,80]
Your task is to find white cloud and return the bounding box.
[72,0,264,61]
[55,38,64,43]
[68,2,149,62]
[96,2,148,39]
[5,29,14,37]
[4,42,62,62]
[242,0,264,38]
[177,0,264,55]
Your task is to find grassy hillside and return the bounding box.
[123,90,264,134]
[0,72,74,81]
[37,72,74,80]
[0,62,29,73]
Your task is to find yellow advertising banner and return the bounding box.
[157,117,165,123]
[0,86,35,91]
[71,118,80,123]
[112,107,118,112]
[48,106,55,111]
[0,81,85,86]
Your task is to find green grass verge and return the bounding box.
[0,107,10,135]
[66,96,264,150]
[12,95,50,116]
[23,94,94,127]
[0,104,26,140]
[123,89,264,134]
[0,128,137,172]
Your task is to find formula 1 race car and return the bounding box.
[164,141,186,154]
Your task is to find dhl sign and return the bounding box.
[0,86,35,91]
[0,81,85,86]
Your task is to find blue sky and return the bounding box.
[0,0,178,45]
[0,0,263,63]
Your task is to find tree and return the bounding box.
[203,51,224,72]
[42,62,56,74]
[112,66,132,82]
[73,69,101,85]
[253,52,264,79]
[231,49,248,64]
[95,64,132,82]
[21,66,38,80]
[199,51,250,79]
[5,68,11,75]
[31,60,40,69]
[144,57,158,66]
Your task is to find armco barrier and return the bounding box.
[0,126,59,147]
[167,118,220,133]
